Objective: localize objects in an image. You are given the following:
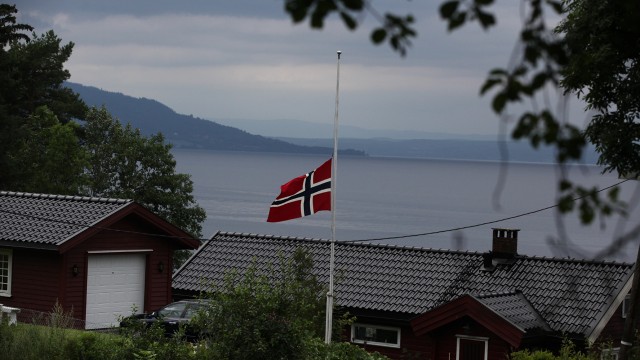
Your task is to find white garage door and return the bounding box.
[85,253,146,329]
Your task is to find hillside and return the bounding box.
[66,82,600,164]
[65,82,364,156]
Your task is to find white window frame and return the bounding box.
[622,294,631,318]
[456,335,488,360]
[351,323,401,348]
[0,249,13,297]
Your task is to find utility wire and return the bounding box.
[342,178,630,244]
[0,179,630,245]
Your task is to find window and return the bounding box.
[623,294,631,318]
[456,335,488,360]
[0,249,12,297]
[157,302,187,318]
[351,323,401,348]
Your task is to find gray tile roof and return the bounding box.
[0,191,132,249]
[172,232,634,337]
[476,291,551,332]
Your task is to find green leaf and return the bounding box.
[558,195,575,213]
[340,12,357,30]
[371,28,387,44]
[480,78,501,95]
[492,93,507,113]
[440,1,459,19]
[477,10,496,29]
[284,0,309,23]
[545,0,564,14]
[342,0,364,11]
[579,201,595,224]
[530,72,548,91]
[559,180,572,191]
[449,12,467,31]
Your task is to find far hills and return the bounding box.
[65,82,364,156]
[66,82,599,164]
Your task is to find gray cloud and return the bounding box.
[15,1,572,136]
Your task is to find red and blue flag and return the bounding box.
[267,158,332,222]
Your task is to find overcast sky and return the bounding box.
[16,0,579,137]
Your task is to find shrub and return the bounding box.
[305,337,389,359]
[192,247,357,359]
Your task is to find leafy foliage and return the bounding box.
[0,7,86,189]
[0,6,205,253]
[558,0,640,178]
[83,106,206,237]
[10,106,88,195]
[282,0,637,234]
[284,0,416,56]
[0,4,32,45]
[193,247,357,359]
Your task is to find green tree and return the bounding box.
[10,106,88,195]
[194,248,342,359]
[558,0,640,179]
[83,106,206,238]
[0,5,86,189]
[0,4,32,45]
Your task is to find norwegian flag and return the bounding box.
[267,158,332,222]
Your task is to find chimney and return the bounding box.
[492,228,519,260]
[481,251,495,271]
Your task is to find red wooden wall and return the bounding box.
[3,213,182,324]
[2,248,61,315]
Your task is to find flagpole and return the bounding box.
[325,50,341,344]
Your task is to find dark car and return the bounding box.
[120,300,212,341]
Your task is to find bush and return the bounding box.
[192,247,358,359]
[305,337,389,359]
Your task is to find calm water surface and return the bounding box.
[173,149,640,262]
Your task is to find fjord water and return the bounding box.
[172,149,640,262]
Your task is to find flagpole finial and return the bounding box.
[337,50,341,59]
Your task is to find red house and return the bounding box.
[0,191,200,329]
[172,229,634,359]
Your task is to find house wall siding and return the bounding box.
[2,248,61,315]
[350,323,434,359]
[0,216,178,319]
[346,317,513,359]
[596,302,625,345]
[62,215,176,321]
[432,319,512,360]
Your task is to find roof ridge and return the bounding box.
[475,290,520,299]
[518,253,634,267]
[0,190,131,204]
[214,231,486,256]
[213,231,633,266]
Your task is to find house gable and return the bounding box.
[0,191,199,253]
[411,294,526,348]
[57,203,200,253]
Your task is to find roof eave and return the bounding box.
[0,239,58,251]
[57,202,200,253]
[587,265,635,343]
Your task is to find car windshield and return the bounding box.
[157,302,187,318]
[184,303,207,319]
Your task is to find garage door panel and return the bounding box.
[85,253,146,329]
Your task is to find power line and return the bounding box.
[341,179,630,244]
[341,178,630,244]
[0,179,629,245]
